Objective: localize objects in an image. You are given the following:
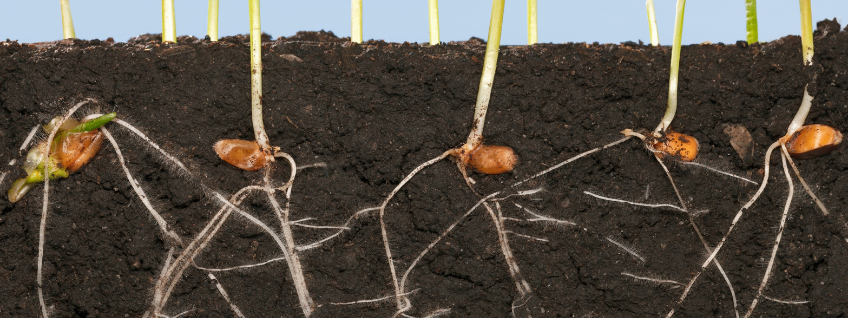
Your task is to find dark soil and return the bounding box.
[1,23,847,317]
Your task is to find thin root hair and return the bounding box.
[678,161,759,185]
[605,237,646,263]
[762,295,809,305]
[583,191,686,213]
[297,207,381,251]
[621,272,684,288]
[329,289,420,306]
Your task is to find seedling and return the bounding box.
[646,0,659,46]
[162,0,177,43]
[60,0,75,39]
[373,0,533,315]
[528,0,537,45]
[668,3,843,316]
[351,0,363,43]
[208,0,220,41]
[745,0,758,44]
[429,0,440,45]
[7,112,116,202]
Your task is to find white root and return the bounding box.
[37,98,92,318]
[208,273,246,318]
[378,150,454,311]
[780,144,829,215]
[668,140,781,317]
[679,161,758,185]
[584,191,687,212]
[744,153,794,318]
[605,237,646,263]
[102,127,182,246]
[484,202,532,297]
[621,272,685,288]
[514,136,631,187]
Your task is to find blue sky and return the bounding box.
[1,1,846,45]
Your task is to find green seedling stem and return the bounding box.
[656,0,686,133]
[428,0,440,45]
[646,0,659,46]
[248,0,270,151]
[467,0,506,148]
[745,0,759,43]
[799,0,813,65]
[527,0,538,45]
[161,0,177,43]
[60,0,75,39]
[208,0,219,41]
[70,112,117,133]
[351,0,363,43]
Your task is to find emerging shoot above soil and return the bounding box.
[351,0,363,43]
[207,0,220,41]
[59,0,75,39]
[745,0,759,44]
[428,0,440,45]
[161,0,177,43]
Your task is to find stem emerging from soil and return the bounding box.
[60,0,75,39]
[429,0,440,45]
[646,0,659,46]
[467,0,506,147]
[208,0,219,41]
[745,0,758,44]
[351,0,363,43]
[799,0,814,65]
[657,0,686,133]
[161,0,177,43]
[249,0,270,151]
[527,0,538,45]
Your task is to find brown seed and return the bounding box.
[783,124,842,159]
[467,145,518,175]
[214,139,270,171]
[651,131,699,162]
[54,131,105,172]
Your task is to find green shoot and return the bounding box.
[70,113,117,133]
[656,0,686,133]
[248,0,269,151]
[646,0,659,46]
[429,0,440,45]
[161,0,177,43]
[527,0,538,45]
[745,0,758,43]
[351,0,363,43]
[799,0,813,65]
[467,0,506,148]
[60,0,75,39]
[208,0,219,41]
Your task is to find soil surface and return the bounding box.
[1,24,847,317]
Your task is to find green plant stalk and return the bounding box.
[799,0,813,65]
[428,0,440,45]
[656,0,686,133]
[207,0,219,41]
[466,0,506,147]
[60,0,75,39]
[248,0,269,150]
[646,0,659,46]
[745,0,758,43]
[527,0,538,45]
[351,0,363,43]
[161,0,177,42]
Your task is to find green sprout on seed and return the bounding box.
[161,0,177,43]
[429,0,440,45]
[351,0,363,43]
[799,0,813,65]
[745,0,758,44]
[527,0,538,45]
[60,0,75,39]
[646,0,659,46]
[7,112,116,203]
[208,0,219,41]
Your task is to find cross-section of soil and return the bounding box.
[1,25,846,317]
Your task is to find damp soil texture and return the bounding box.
[1,25,848,317]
